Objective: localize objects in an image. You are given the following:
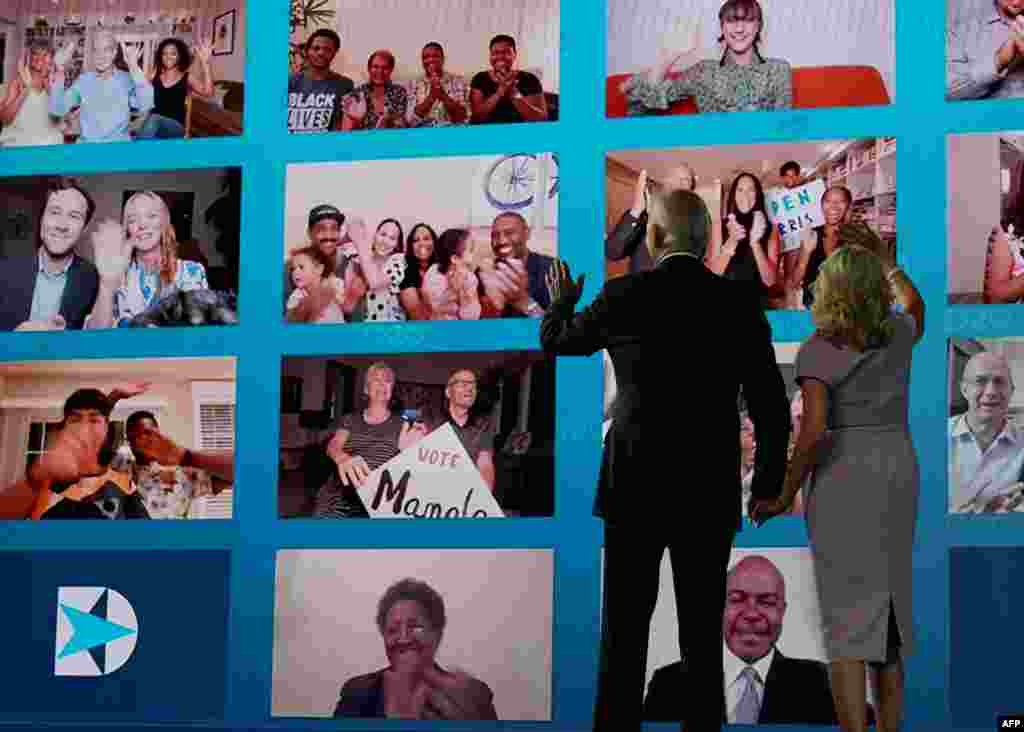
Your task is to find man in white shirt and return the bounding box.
[643,555,845,724]
[949,351,1024,512]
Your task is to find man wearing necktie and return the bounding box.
[644,555,872,725]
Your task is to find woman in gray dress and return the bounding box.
[751,231,924,732]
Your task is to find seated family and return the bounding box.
[284,204,555,323]
[0,179,236,331]
[287,30,548,132]
[606,160,881,309]
[622,0,792,115]
[0,383,235,520]
[314,363,496,519]
[0,30,215,146]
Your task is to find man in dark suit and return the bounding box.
[479,211,555,317]
[0,179,100,331]
[605,164,698,274]
[541,189,791,731]
[643,555,842,725]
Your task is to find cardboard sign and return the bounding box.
[356,423,504,519]
[764,179,827,252]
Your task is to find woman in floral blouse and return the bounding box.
[85,191,209,329]
[341,50,409,130]
[624,0,792,115]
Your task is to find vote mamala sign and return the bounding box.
[764,179,826,252]
[356,423,504,518]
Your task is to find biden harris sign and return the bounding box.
[0,551,229,722]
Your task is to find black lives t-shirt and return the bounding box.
[470,71,543,124]
[287,72,355,133]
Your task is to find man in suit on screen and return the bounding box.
[643,554,843,725]
[540,188,791,731]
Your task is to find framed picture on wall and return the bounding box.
[212,10,236,56]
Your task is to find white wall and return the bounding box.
[272,549,554,720]
[209,0,245,83]
[607,0,895,99]
[948,134,1001,297]
[332,0,560,92]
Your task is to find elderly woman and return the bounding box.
[334,578,498,719]
[341,50,409,130]
[751,238,925,732]
[314,362,423,518]
[85,191,209,328]
[624,0,792,115]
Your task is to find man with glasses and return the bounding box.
[421,369,496,491]
[949,350,1024,512]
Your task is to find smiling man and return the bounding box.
[469,34,547,124]
[0,179,100,331]
[949,351,1024,512]
[407,42,470,127]
[479,212,555,318]
[288,29,354,133]
[643,555,842,724]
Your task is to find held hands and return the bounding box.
[91,219,133,284]
[545,258,585,307]
[409,666,497,720]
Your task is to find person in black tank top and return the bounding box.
[706,171,781,300]
[782,185,854,308]
[137,37,215,139]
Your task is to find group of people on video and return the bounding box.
[287,30,548,133]
[0,383,234,520]
[0,179,233,332]
[313,363,496,519]
[0,30,216,146]
[284,204,555,323]
[607,160,871,309]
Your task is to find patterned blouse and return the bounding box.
[348,82,409,128]
[407,72,470,126]
[624,56,792,114]
[364,253,407,321]
[133,463,215,519]
[113,258,209,325]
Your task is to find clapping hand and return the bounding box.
[545,258,585,307]
[120,41,144,74]
[342,93,368,123]
[800,228,819,255]
[412,666,498,720]
[725,213,747,243]
[53,41,75,70]
[480,257,529,311]
[18,55,33,88]
[632,169,649,213]
[750,211,767,243]
[91,219,132,284]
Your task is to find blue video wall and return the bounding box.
[1,0,1022,730]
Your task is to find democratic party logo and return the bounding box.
[54,587,138,676]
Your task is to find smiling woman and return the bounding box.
[333,577,499,720]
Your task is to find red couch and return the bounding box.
[605,66,890,117]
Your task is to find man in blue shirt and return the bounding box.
[0,179,100,331]
[49,30,154,142]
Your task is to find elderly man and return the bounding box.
[283,204,366,321]
[421,369,496,491]
[643,555,843,724]
[288,29,354,133]
[479,211,556,318]
[949,350,1024,512]
[605,165,699,274]
[406,42,470,127]
[947,0,1024,100]
[0,179,100,331]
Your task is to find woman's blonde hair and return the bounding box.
[810,245,894,350]
[123,191,178,290]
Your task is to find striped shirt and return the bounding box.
[313,411,403,518]
[947,8,1024,100]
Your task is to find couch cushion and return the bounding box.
[606,65,889,117]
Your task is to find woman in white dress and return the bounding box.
[346,218,408,322]
[0,42,65,147]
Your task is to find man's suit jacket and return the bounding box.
[642,649,840,724]
[540,253,790,526]
[605,210,654,274]
[0,253,100,331]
